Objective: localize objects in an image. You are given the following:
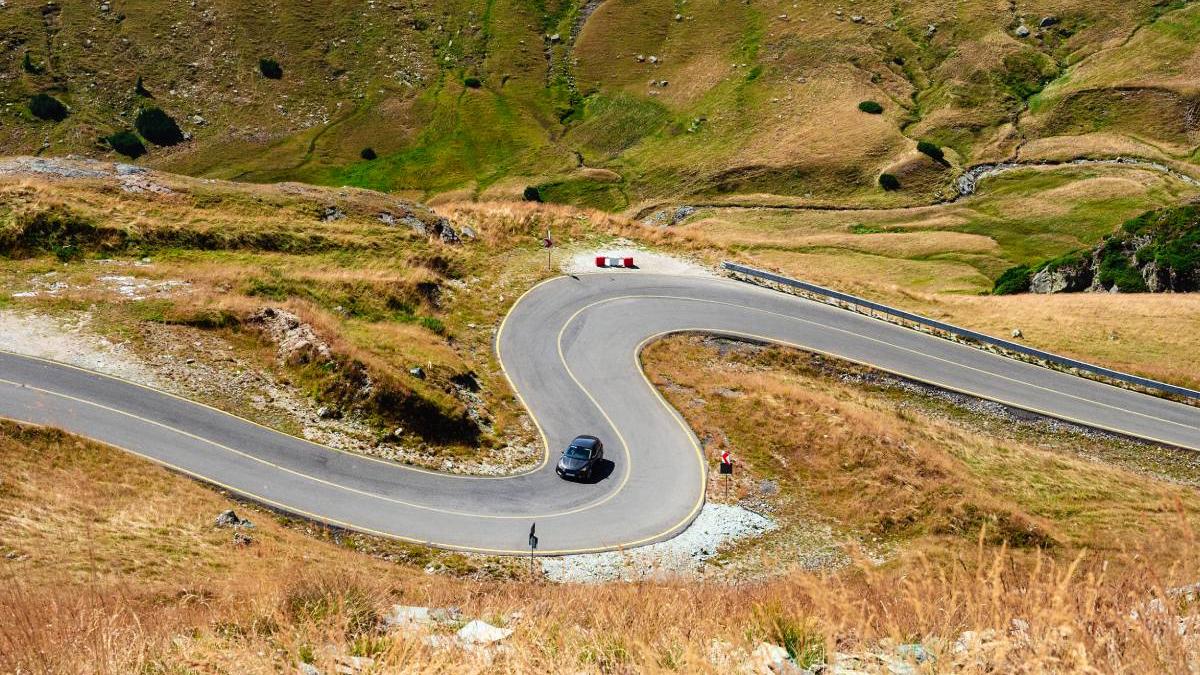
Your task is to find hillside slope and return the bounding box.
[3,0,1197,207]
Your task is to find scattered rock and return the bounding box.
[316,405,341,420]
[334,655,374,675]
[232,531,254,546]
[1011,328,1022,339]
[1039,16,1060,28]
[297,663,321,675]
[247,307,334,366]
[409,366,426,379]
[850,15,864,23]
[377,212,396,226]
[1014,24,1030,38]
[400,215,426,235]
[320,205,346,222]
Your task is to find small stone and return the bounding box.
[1015,24,1030,38]
[851,15,864,23]
[1011,328,1022,339]
[1039,16,1059,28]
[215,509,242,527]
[409,366,425,379]
[297,663,321,675]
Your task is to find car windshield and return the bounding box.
[565,445,590,459]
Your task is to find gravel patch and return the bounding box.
[561,239,715,277]
[540,503,775,582]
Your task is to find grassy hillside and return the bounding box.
[3,0,1197,208]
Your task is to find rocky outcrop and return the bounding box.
[1012,203,1200,294]
[1028,259,1092,294]
[246,307,333,365]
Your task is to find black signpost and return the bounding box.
[528,522,538,576]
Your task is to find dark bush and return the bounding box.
[135,75,153,98]
[878,173,900,191]
[1097,240,1148,292]
[135,107,184,146]
[463,76,482,89]
[29,93,68,122]
[360,147,377,160]
[916,140,945,163]
[858,100,884,114]
[22,52,42,74]
[522,185,543,202]
[259,58,283,79]
[992,264,1032,295]
[105,130,147,158]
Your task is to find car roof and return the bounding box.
[570,435,599,448]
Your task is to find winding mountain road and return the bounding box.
[1,273,1198,554]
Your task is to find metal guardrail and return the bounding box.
[722,261,1200,403]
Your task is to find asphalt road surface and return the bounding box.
[1,273,1197,554]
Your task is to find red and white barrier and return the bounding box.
[595,256,635,268]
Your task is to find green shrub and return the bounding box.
[360,147,377,160]
[522,185,543,202]
[105,130,147,158]
[878,173,901,191]
[753,603,826,668]
[135,107,184,146]
[858,100,883,114]
[259,58,283,79]
[992,264,1032,295]
[916,140,945,163]
[463,76,482,88]
[419,316,446,335]
[29,93,68,122]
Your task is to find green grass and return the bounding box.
[1,0,1197,207]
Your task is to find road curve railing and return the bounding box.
[722,261,1200,404]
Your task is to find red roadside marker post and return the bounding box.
[719,451,734,501]
[542,228,553,272]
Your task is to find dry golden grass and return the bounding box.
[643,335,1200,555]
[4,341,1200,673]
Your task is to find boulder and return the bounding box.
[215,509,242,527]
[1039,16,1060,28]
[1015,24,1030,38]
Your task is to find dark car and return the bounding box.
[556,435,604,480]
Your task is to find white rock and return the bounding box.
[751,642,793,672]
[456,619,512,645]
[384,605,433,629]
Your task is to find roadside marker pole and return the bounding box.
[543,227,553,272]
[528,522,538,577]
[719,451,734,501]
